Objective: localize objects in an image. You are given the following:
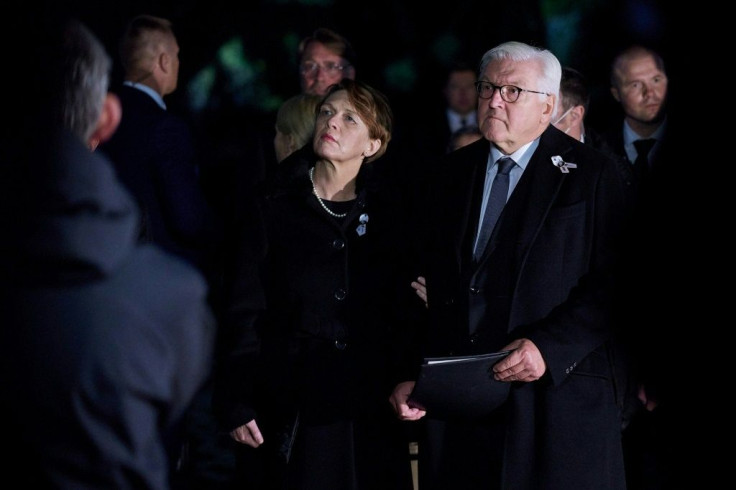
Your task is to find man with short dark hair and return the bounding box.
[100,14,221,277]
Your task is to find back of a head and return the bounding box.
[479,41,561,111]
[559,66,590,114]
[28,18,111,154]
[275,93,322,160]
[323,79,393,163]
[119,14,175,81]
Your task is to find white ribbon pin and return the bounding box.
[356,213,369,236]
[551,155,577,173]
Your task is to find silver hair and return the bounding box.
[60,20,112,142]
[478,41,561,114]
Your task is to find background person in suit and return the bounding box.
[604,44,672,490]
[390,41,630,489]
[99,14,221,278]
[603,44,668,186]
[1,16,215,489]
[413,61,479,160]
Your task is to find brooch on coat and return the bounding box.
[356,213,369,236]
[551,155,577,173]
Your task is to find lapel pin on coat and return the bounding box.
[356,213,369,236]
[552,155,577,173]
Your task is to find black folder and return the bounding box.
[407,350,512,419]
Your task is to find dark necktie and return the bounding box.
[633,138,656,180]
[474,157,515,261]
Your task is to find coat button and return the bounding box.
[335,340,347,350]
[332,239,345,250]
[334,288,347,300]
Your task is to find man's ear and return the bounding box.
[89,93,122,151]
[541,94,556,122]
[159,50,171,75]
[571,105,585,123]
[610,86,621,103]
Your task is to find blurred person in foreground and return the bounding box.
[1,16,215,489]
[390,41,630,489]
[215,79,416,490]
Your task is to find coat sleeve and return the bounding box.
[516,149,630,387]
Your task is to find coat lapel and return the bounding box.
[438,139,490,271]
[480,127,576,262]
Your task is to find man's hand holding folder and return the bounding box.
[406,350,512,419]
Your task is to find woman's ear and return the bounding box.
[363,138,381,159]
[88,93,122,151]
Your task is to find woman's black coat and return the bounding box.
[217,146,419,489]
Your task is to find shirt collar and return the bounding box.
[447,109,476,132]
[489,139,537,171]
[123,81,167,110]
[622,117,666,147]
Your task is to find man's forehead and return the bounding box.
[484,59,537,81]
[303,42,341,61]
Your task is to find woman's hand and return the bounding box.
[389,381,426,421]
[230,419,264,448]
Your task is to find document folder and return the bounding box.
[407,350,512,419]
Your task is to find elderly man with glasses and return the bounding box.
[391,41,631,490]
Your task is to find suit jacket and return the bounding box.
[416,125,629,489]
[1,132,216,489]
[99,85,221,275]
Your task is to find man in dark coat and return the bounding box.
[99,14,221,277]
[391,41,630,489]
[1,17,215,489]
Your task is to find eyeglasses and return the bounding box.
[475,81,549,103]
[300,61,349,76]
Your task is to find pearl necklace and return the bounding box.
[309,167,348,218]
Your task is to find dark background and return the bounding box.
[46,0,674,122]
[34,0,676,213]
